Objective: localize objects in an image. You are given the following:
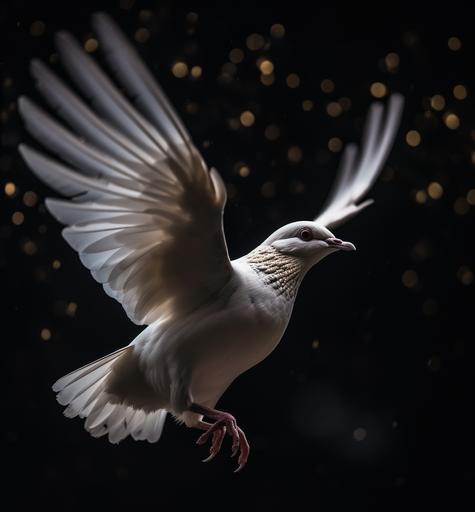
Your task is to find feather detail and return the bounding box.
[18,16,232,326]
[315,94,404,229]
[246,246,304,300]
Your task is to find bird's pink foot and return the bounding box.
[191,403,250,472]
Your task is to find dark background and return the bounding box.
[1,0,473,509]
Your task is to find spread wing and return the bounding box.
[314,94,404,229]
[19,13,232,326]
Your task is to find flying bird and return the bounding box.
[18,13,404,472]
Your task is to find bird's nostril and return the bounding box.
[326,237,342,245]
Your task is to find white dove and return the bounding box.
[18,13,403,472]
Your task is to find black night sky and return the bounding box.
[2,1,474,509]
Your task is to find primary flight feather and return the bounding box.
[19,13,403,471]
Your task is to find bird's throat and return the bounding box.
[246,245,304,300]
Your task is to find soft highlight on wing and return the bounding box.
[19,13,232,326]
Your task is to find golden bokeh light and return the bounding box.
[12,211,24,225]
[4,182,16,197]
[286,73,300,88]
[457,266,473,285]
[328,137,343,153]
[52,259,62,270]
[259,59,274,75]
[287,146,303,163]
[448,36,461,51]
[66,302,78,317]
[302,100,314,111]
[466,189,475,206]
[430,94,445,111]
[172,62,189,78]
[402,270,418,288]
[385,52,400,72]
[40,328,52,341]
[260,73,275,86]
[427,182,443,199]
[190,66,202,78]
[23,191,38,207]
[134,28,150,43]
[240,110,255,127]
[370,82,387,98]
[415,190,427,204]
[238,165,250,178]
[453,85,467,100]
[23,240,37,255]
[326,102,342,117]
[229,48,244,64]
[320,79,335,93]
[246,33,265,51]
[444,112,460,130]
[84,38,98,53]
[270,24,285,38]
[406,130,421,147]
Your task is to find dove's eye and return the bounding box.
[298,228,313,242]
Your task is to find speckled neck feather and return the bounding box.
[246,245,304,300]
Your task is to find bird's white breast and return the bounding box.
[137,246,305,413]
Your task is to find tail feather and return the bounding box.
[89,423,108,438]
[53,346,167,444]
[57,363,111,406]
[63,375,107,418]
[130,409,147,440]
[135,411,155,441]
[108,406,135,444]
[85,401,115,430]
[146,410,167,443]
[53,347,128,392]
[80,395,101,418]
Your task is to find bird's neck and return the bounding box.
[246,245,305,300]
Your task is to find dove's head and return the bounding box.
[262,221,356,268]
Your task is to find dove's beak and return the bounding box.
[325,237,356,252]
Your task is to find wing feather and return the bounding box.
[91,12,194,169]
[315,94,404,229]
[19,16,232,326]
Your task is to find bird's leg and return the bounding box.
[190,403,250,472]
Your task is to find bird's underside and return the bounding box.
[19,12,403,471]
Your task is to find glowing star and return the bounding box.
[18,13,404,472]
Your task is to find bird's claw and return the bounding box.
[196,413,250,471]
[234,463,245,473]
[202,424,226,462]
